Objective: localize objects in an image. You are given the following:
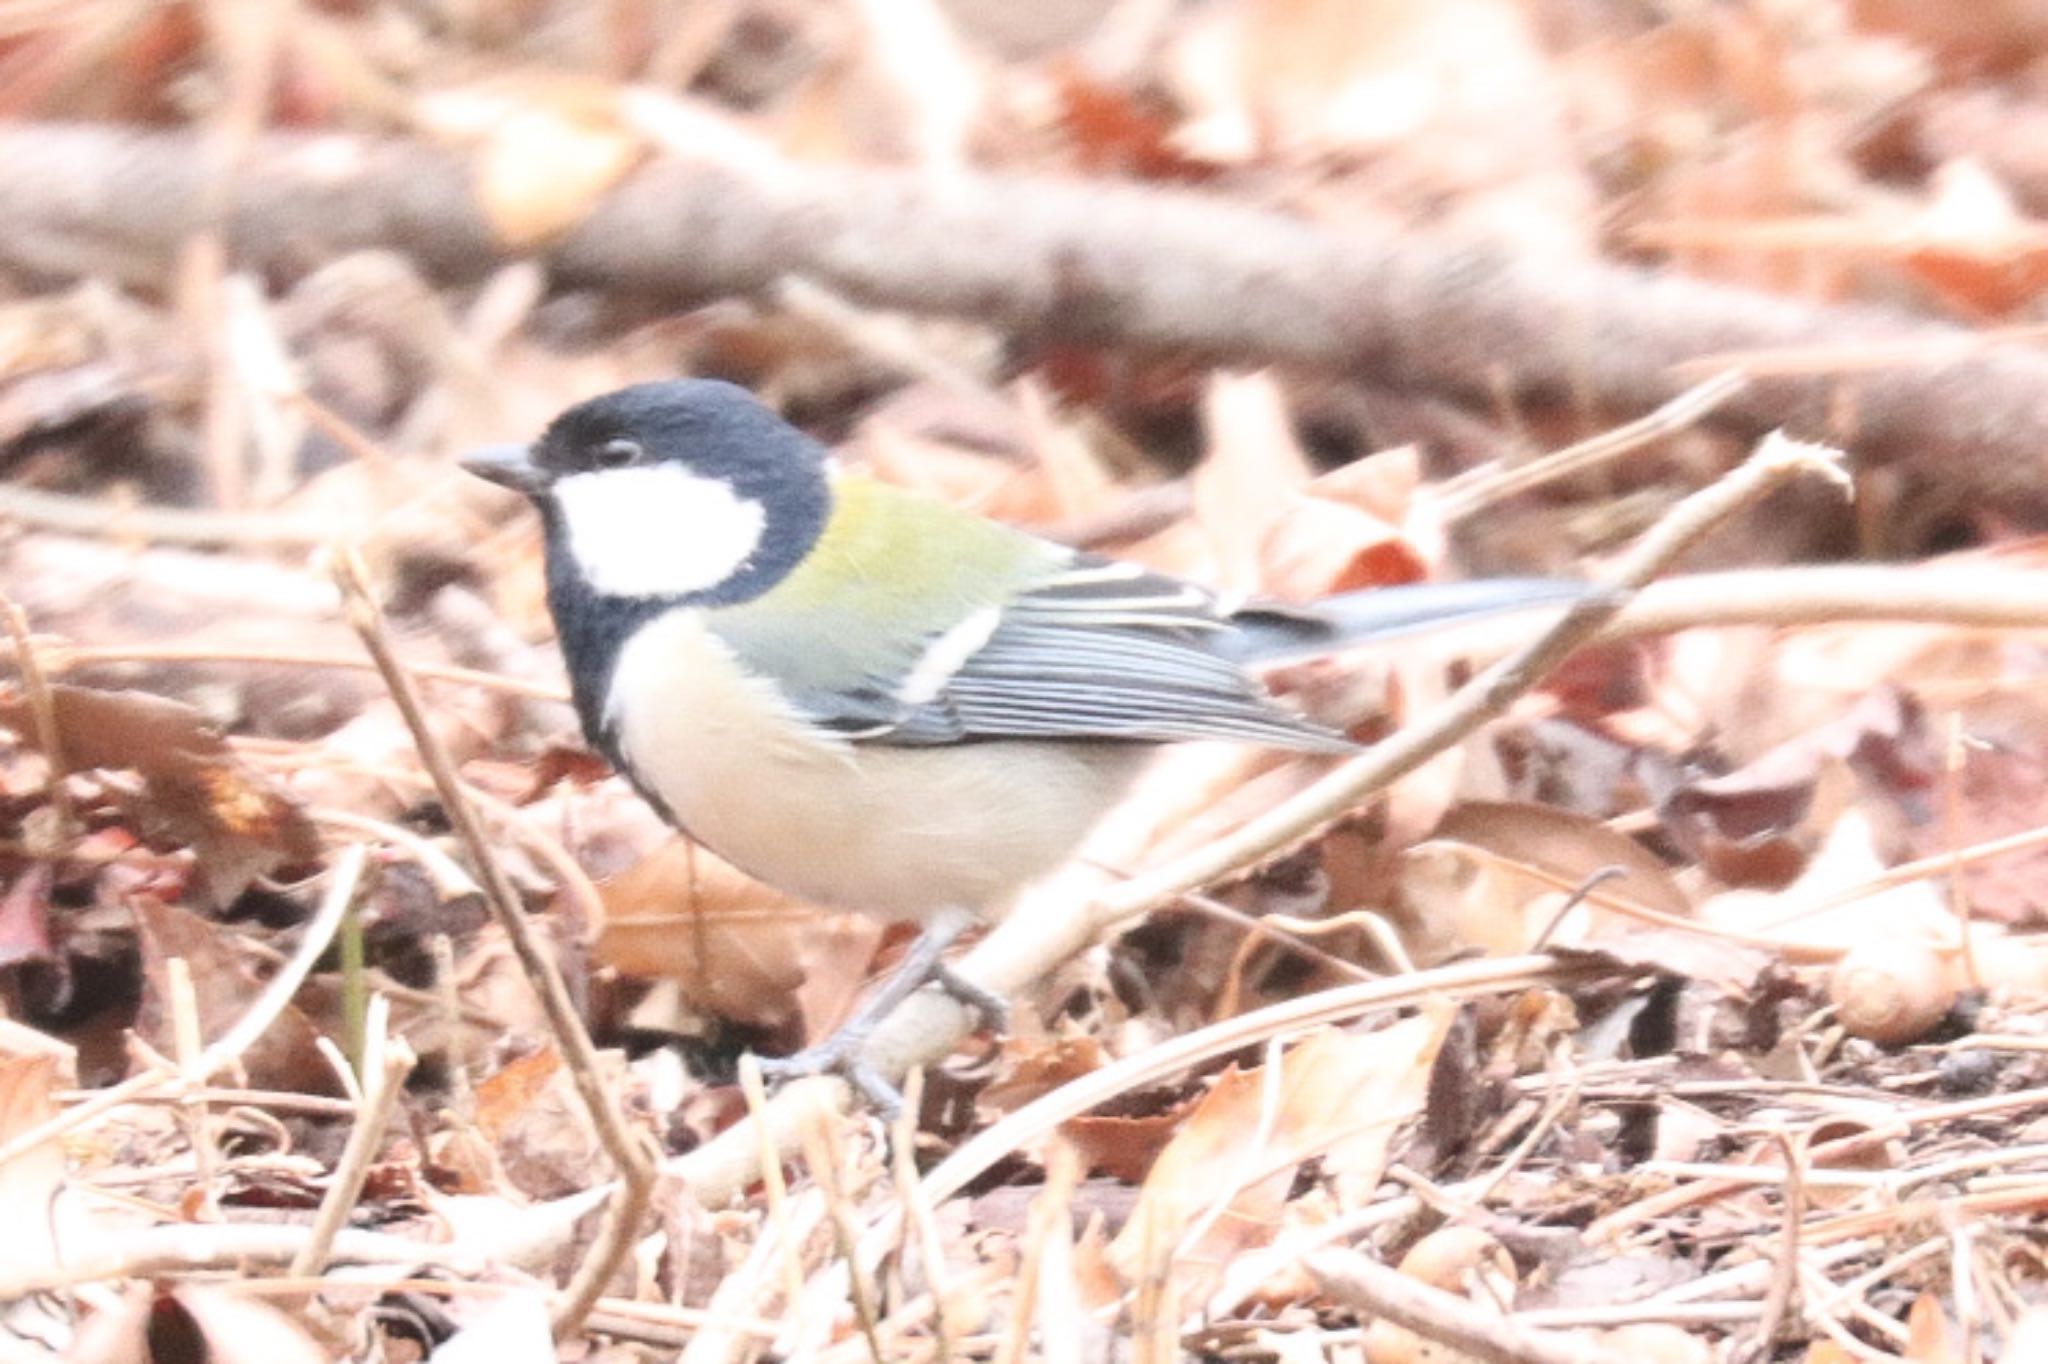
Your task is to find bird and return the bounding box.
[463,378,1590,1109]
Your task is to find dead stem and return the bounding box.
[1436,368,1751,524]
[0,591,74,831]
[1739,1130,1807,1362]
[20,637,569,702]
[0,481,327,548]
[332,546,653,1342]
[289,996,416,1277]
[1305,1246,1624,1364]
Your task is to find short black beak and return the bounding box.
[459,443,548,495]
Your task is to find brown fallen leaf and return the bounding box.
[1051,59,1217,183]
[1109,1005,1452,1304]
[132,897,336,1095]
[1551,930,1773,993]
[1658,685,1935,889]
[595,834,882,1042]
[0,1054,62,1283]
[1,683,320,909]
[1395,799,1692,961]
[1061,1111,1189,1185]
[1256,491,1426,602]
[468,80,649,252]
[1894,159,2048,319]
[1190,370,1316,596]
[1906,1289,1960,1363]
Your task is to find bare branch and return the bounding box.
[2,125,2047,498]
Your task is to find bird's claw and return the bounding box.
[755,1031,905,1118]
[933,963,1009,1032]
[751,915,1010,1116]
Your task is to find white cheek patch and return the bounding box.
[553,465,767,598]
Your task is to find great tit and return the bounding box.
[463,379,1588,1107]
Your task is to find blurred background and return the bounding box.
[9,1,2048,1358]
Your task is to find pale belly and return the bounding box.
[606,612,1148,921]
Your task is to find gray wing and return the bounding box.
[840,559,1355,752]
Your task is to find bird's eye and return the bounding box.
[595,438,642,468]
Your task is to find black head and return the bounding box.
[464,379,833,608]
[462,380,835,748]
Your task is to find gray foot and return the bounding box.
[751,911,1010,1116]
[933,962,1010,1032]
[757,1030,905,1117]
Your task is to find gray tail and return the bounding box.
[1212,579,1603,667]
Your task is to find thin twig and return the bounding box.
[0,591,74,831]
[994,1140,1083,1364]
[289,995,416,1277]
[887,1070,955,1364]
[797,1107,885,1364]
[0,1223,482,1298]
[737,1054,808,1329]
[1951,1219,1983,1364]
[0,481,328,548]
[1599,564,2048,638]
[332,547,653,1341]
[165,957,218,1215]
[1742,1130,1807,1362]
[1305,1247,1624,1364]
[22,637,570,702]
[1436,369,1751,524]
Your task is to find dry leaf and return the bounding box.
[473,88,647,251]
[1061,1111,1189,1184]
[1394,800,1692,961]
[1658,685,1935,889]
[0,683,320,908]
[474,1044,615,1200]
[65,1282,330,1364]
[0,859,54,971]
[1255,443,1445,601]
[1905,1291,1959,1363]
[132,897,337,1094]
[983,1033,1110,1111]
[1109,1006,1452,1301]
[860,418,1061,525]
[1702,808,1952,950]
[1599,1324,1713,1364]
[1256,493,1425,602]
[473,1044,563,1142]
[595,835,882,1040]
[1195,370,1314,597]
[1362,1225,1518,1363]
[1051,60,1215,182]
[1553,930,1773,993]
[1895,159,2048,318]
[0,1054,62,1282]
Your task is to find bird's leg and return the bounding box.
[930,962,1009,1032]
[756,908,1004,1114]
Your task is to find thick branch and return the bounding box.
[2,124,2047,497]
